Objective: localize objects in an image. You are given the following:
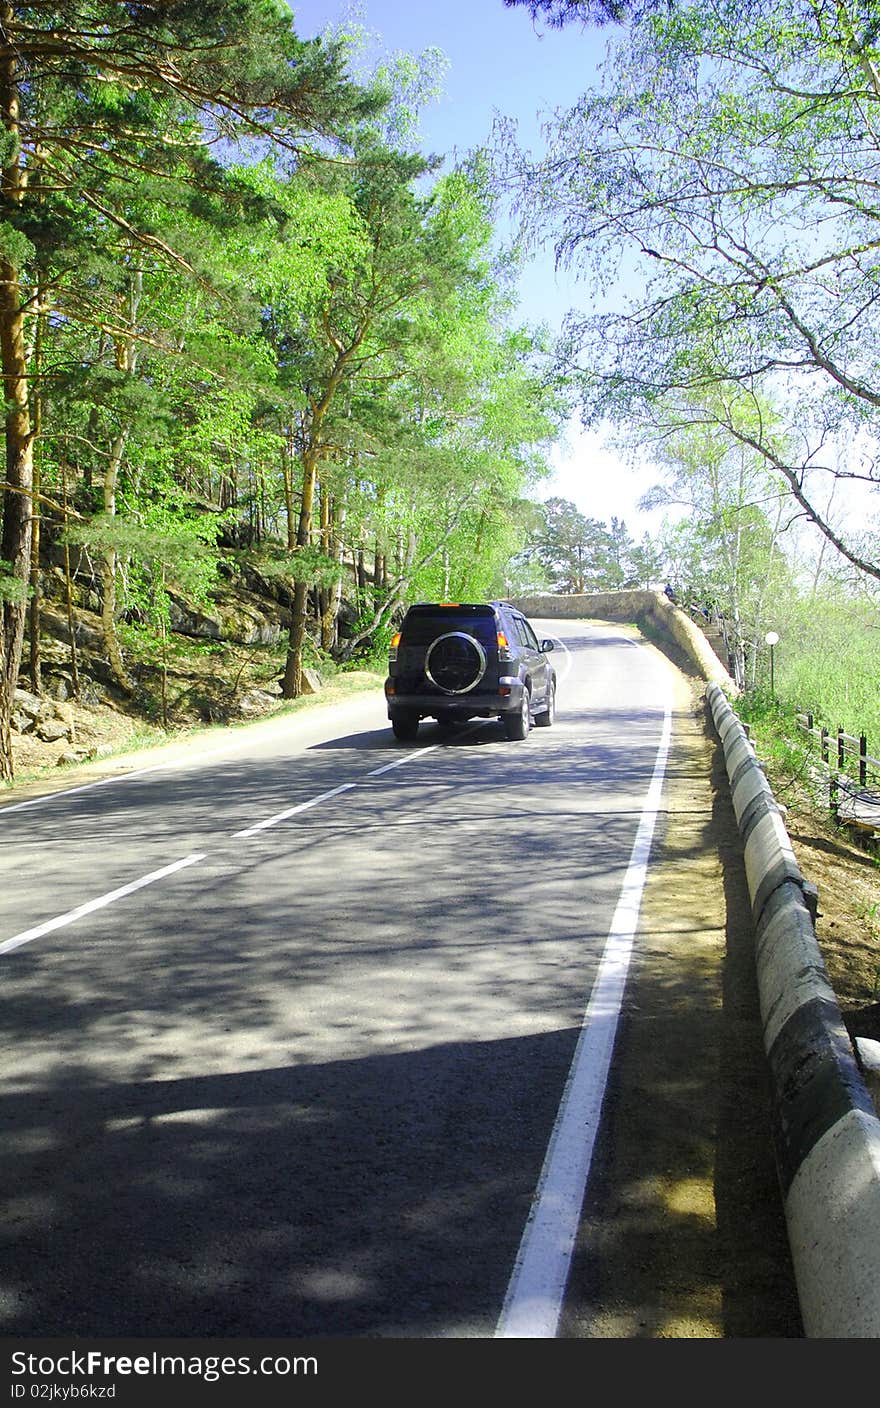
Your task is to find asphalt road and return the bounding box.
[0,620,677,1339]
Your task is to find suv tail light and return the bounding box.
[389,630,401,663]
[497,631,512,662]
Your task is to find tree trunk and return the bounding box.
[282,334,365,696]
[101,427,133,694]
[0,12,32,778]
[28,281,47,694]
[282,441,320,698]
[319,488,339,653]
[61,465,80,700]
[27,421,41,697]
[99,267,142,696]
[325,499,347,655]
[0,366,29,784]
[282,423,298,549]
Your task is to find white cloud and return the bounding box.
[536,419,668,536]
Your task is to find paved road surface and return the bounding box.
[0,620,676,1338]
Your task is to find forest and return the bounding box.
[0,1,569,780]
[2,1,879,783]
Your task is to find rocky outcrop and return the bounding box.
[12,688,76,743]
[167,587,289,646]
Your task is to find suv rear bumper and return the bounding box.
[384,676,525,719]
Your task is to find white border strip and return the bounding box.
[495,700,673,1338]
[366,743,444,777]
[0,853,207,955]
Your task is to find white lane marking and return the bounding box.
[0,702,529,955]
[365,718,493,778]
[233,782,357,837]
[366,743,444,777]
[495,697,673,1339]
[0,853,207,955]
[1,727,479,952]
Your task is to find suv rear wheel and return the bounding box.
[391,710,420,741]
[503,686,531,741]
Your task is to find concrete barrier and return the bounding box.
[508,595,880,1332]
[707,681,880,1337]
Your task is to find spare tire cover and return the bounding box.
[424,632,487,694]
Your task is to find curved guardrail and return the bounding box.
[707,682,880,1337]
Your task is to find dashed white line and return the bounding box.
[1,736,457,954]
[366,743,445,777]
[233,782,358,837]
[0,853,207,955]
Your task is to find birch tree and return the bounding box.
[502,0,880,585]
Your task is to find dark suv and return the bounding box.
[384,600,557,742]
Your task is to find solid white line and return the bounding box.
[0,853,207,955]
[495,699,673,1339]
[233,782,357,837]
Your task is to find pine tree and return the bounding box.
[0,0,374,777]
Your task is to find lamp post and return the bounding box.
[765,630,779,694]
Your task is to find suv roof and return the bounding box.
[401,600,515,616]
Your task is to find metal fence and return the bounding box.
[796,712,880,836]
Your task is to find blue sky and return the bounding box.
[287,0,664,535]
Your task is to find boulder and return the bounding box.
[12,689,76,743]
[13,687,42,719]
[36,718,71,744]
[39,605,104,651]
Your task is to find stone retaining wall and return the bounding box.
[511,589,737,692]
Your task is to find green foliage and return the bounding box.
[0,223,35,268]
[249,543,343,589]
[64,490,221,635]
[0,1,566,713]
[512,496,641,593]
[0,560,30,606]
[733,688,815,788]
[760,593,880,748]
[507,0,880,584]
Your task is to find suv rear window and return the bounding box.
[399,604,498,648]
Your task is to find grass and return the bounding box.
[768,597,880,750]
